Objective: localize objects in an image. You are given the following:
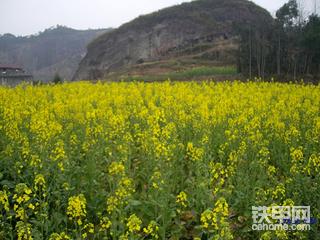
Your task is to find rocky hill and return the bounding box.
[0,26,110,81]
[73,0,273,81]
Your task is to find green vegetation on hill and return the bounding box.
[0,26,110,82]
[123,66,237,82]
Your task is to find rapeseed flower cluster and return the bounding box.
[99,216,112,231]
[48,232,71,240]
[107,176,135,214]
[67,194,87,226]
[176,191,188,208]
[143,220,159,239]
[16,221,32,240]
[201,198,233,239]
[108,162,125,176]
[127,214,142,233]
[13,183,33,220]
[0,190,10,212]
[151,170,164,189]
[186,142,204,161]
[34,174,46,192]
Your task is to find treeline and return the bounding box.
[237,0,320,81]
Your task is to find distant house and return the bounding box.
[0,64,33,86]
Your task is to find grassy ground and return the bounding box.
[121,66,238,82]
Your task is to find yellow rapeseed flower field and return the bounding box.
[0,81,319,239]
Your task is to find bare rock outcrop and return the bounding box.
[73,0,273,80]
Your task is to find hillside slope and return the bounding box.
[73,0,273,81]
[0,26,110,81]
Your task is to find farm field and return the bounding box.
[0,81,319,239]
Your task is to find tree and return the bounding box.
[273,0,315,80]
[302,14,320,77]
[236,19,273,79]
[52,73,63,84]
[275,0,299,77]
[276,0,299,28]
[234,0,319,81]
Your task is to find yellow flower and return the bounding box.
[50,140,66,171]
[106,195,118,214]
[28,203,35,210]
[51,140,66,161]
[272,184,286,200]
[49,232,71,240]
[34,174,46,191]
[15,207,26,220]
[30,154,42,168]
[66,194,87,225]
[200,198,233,239]
[305,154,320,175]
[119,232,129,240]
[0,190,10,211]
[201,198,230,230]
[200,209,212,229]
[176,191,188,208]
[106,176,135,214]
[83,222,95,236]
[260,231,272,240]
[290,147,304,162]
[143,220,159,239]
[267,165,276,176]
[290,147,305,174]
[151,171,164,189]
[186,142,203,161]
[16,221,32,240]
[127,214,142,233]
[108,162,125,175]
[62,182,70,191]
[13,183,33,220]
[99,216,112,231]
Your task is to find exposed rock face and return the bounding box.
[73,0,273,80]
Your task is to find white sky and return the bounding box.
[0,0,317,36]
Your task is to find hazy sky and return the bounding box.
[0,0,317,36]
